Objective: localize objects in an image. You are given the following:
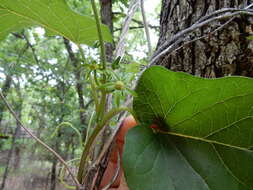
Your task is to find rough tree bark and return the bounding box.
[156,0,253,77]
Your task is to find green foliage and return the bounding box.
[247,36,253,40]
[124,62,140,73]
[123,66,253,190]
[0,0,112,45]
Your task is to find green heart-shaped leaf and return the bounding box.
[0,0,112,45]
[123,66,253,190]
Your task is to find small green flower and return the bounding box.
[114,81,125,90]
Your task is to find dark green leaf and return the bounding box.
[124,66,253,190]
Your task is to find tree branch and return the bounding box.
[114,25,159,32]
[12,32,39,65]
[113,12,159,31]
[114,0,140,57]
[140,0,152,56]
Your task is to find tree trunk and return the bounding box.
[49,160,57,190]
[49,81,67,190]
[63,38,87,137]
[0,100,22,190]
[0,74,12,128]
[100,0,114,62]
[13,146,20,170]
[156,0,253,77]
[0,75,12,149]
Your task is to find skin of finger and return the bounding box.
[100,115,137,189]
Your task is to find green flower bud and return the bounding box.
[114,81,125,90]
[89,64,99,70]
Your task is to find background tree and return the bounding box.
[155,0,253,77]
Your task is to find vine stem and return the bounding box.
[59,158,81,189]
[77,107,132,184]
[90,0,107,70]
[0,91,81,189]
[90,77,99,113]
[90,0,108,130]
[97,91,107,122]
[50,122,83,147]
[76,0,110,186]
